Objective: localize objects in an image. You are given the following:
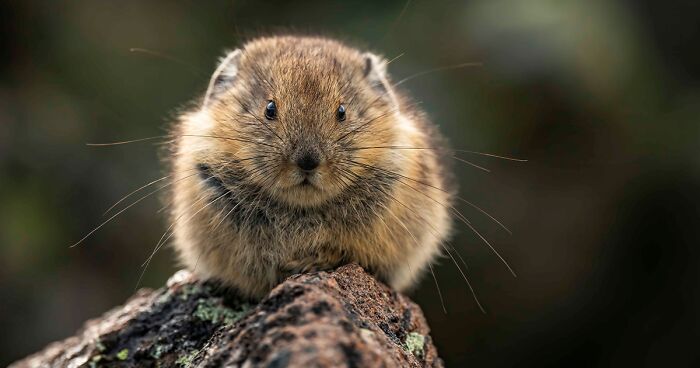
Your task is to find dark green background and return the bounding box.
[2,1,699,366]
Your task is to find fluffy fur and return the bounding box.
[169,36,455,298]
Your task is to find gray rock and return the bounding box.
[11,264,443,367]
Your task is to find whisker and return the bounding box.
[387,52,406,65]
[456,150,527,162]
[136,188,229,290]
[347,146,527,162]
[346,157,510,233]
[393,62,483,88]
[345,159,517,277]
[156,202,170,214]
[212,195,243,230]
[377,182,484,311]
[377,200,448,314]
[382,197,477,305]
[129,47,204,76]
[450,244,470,271]
[86,136,166,146]
[142,183,214,268]
[451,155,490,172]
[70,171,199,248]
[461,218,517,277]
[381,0,412,43]
[335,109,394,144]
[373,199,455,315]
[458,197,511,235]
[221,94,285,144]
[442,245,486,313]
[342,168,471,312]
[427,263,447,314]
[87,133,280,151]
[405,213,481,313]
[350,153,506,235]
[335,102,424,144]
[104,166,205,217]
[103,175,171,216]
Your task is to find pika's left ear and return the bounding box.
[202,49,242,107]
[362,52,399,108]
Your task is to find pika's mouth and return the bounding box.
[296,176,321,191]
[198,163,320,196]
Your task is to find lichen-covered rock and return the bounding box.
[11,264,443,367]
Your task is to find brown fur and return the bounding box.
[169,36,455,298]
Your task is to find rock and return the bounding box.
[11,264,443,367]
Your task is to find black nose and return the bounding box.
[296,153,320,171]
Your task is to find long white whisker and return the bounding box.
[70,171,199,248]
[136,189,229,290]
[393,62,483,87]
[103,175,171,216]
[345,159,517,277]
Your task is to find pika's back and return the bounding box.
[169,35,454,298]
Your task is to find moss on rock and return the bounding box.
[404,332,425,358]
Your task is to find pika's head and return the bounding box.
[184,36,408,207]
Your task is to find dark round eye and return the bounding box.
[336,104,346,122]
[264,100,277,120]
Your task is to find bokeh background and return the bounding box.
[2,0,699,366]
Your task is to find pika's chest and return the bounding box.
[212,190,379,237]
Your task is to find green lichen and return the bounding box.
[116,348,129,361]
[95,341,107,352]
[156,290,174,305]
[88,354,103,368]
[404,332,425,358]
[193,298,249,325]
[176,350,199,367]
[150,343,172,359]
[179,284,209,300]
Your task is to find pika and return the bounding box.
[169,36,455,298]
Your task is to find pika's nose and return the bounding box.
[296,153,320,171]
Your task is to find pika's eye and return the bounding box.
[264,101,277,120]
[336,104,346,122]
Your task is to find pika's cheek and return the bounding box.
[319,165,347,186]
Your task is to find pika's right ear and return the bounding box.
[202,49,242,107]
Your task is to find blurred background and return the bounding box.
[1,0,699,366]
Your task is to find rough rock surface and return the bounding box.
[11,264,443,367]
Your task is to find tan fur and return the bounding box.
[169,36,455,298]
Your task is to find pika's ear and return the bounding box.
[362,52,398,108]
[203,49,242,107]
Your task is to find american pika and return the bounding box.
[169,36,455,298]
